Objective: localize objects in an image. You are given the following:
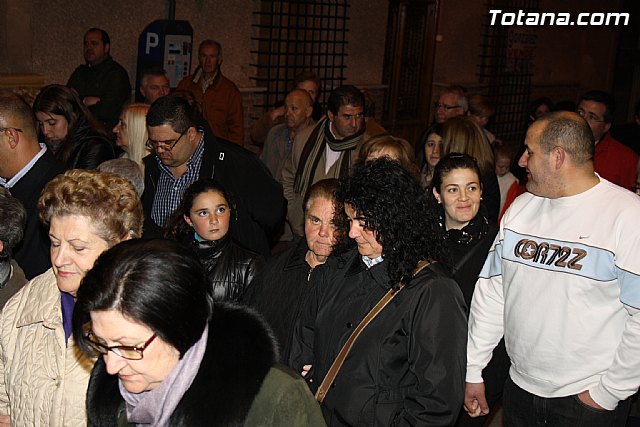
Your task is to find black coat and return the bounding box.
[10,149,65,279]
[67,56,131,131]
[244,237,317,364]
[291,250,468,426]
[444,214,498,308]
[86,303,287,426]
[142,125,286,258]
[443,216,510,427]
[191,236,263,303]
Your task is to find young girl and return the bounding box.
[165,179,264,303]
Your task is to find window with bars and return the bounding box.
[251,0,350,109]
[479,0,539,142]
[383,1,431,122]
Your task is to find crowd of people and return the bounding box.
[0,25,638,427]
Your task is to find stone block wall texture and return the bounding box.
[18,0,385,89]
[1,0,628,142]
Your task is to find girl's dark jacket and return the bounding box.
[191,235,264,303]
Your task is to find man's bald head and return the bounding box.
[286,89,313,108]
[284,89,314,132]
[0,94,38,140]
[535,111,595,165]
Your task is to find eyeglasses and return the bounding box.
[0,127,23,133]
[576,109,605,123]
[86,332,157,360]
[145,129,187,152]
[434,102,461,111]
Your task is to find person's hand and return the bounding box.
[577,390,605,410]
[301,364,312,377]
[0,413,11,426]
[464,382,489,418]
[269,106,285,121]
[83,96,101,106]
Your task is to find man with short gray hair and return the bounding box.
[97,158,144,197]
[139,66,170,104]
[177,40,244,145]
[261,88,315,183]
[465,111,640,426]
[434,85,468,124]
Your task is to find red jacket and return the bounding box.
[594,133,638,190]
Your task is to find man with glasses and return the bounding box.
[577,90,638,190]
[281,85,367,236]
[434,85,468,124]
[416,85,468,166]
[0,94,65,279]
[142,95,284,257]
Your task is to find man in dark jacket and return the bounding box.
[0,94,65,279]
[67,28,131,132]
[141,95,285,257]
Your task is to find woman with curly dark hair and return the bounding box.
[291,157,467,426]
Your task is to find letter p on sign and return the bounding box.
[145,32,159,55]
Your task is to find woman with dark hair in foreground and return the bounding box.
[291,158,467,426]
[431,153,509,427]
[72,239,325,427]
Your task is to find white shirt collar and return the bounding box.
[1,144,47,188]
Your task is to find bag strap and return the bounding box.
[315,259,430,403]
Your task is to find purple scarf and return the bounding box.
[120,325,209,426]
[60,292,75,346]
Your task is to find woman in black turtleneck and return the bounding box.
[431,152,509,427]
[165,179,263,303]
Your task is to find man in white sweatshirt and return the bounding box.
[465,111,640,427]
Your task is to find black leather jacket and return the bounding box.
[54,116,116,170]
[192,236,264,303]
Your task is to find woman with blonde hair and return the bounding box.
[0,169,143,426]
[112,103,150,168]
[442,115,500,223]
